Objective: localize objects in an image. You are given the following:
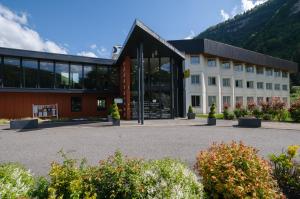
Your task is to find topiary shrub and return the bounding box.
[142,159,204,199]
[270,145,300,199]
[195,141,283,199]
[208,104,216,119]
[188,105,193,114]
[0,163,35,198]
[289,98,300,122]
[111,102,120,120]
[223,103,229,120]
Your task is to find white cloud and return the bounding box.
[184,30,195,40]
[241,0,268,12]
[90,44,97,50]
[220,0,268,21]
[220,9,230,21]
[0,4,67,54]
[77,51,98,58]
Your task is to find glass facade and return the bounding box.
[0,56,118,92]
[130,56,182,119]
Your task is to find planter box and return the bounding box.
[207,118,216,126]
[107,115,112,122]
[238,118,261,128]
[187,113,196,119]
[112,119,120,126]
[10,119,38,129]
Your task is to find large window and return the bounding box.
[235,80,243,88]
[266,68,273,76]
[236,96,243,105]
[55,62,69,89]
[222,78,231,87]
[191,75,200,85]
[257,97,264,105]
[71,97,82,112]
[275,84,280,90]
[97,98,106,111]
[247,97,254,104]
[39,61,54,88]
[223,96,231,107]
[207,59,216,67]
[208,96,216,106]
[191,95,200,107]
[282,84,288,91]
[70,64,83,89]
[247,81,254,89]
[190,55,200,65]
[257,82,264,89]
[83,65,97,90]
[234,63,243,72]
[22,59,38,88]
[282,71,288,78]
[208,76,216,86]
[266,83,272,90]
[256,67,264,75]
[274,69,281,77]
[3,57,20,87]
[246,65,254,73]
[221,62,230,69]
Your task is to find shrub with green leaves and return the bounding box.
[111,102,120,120]
[142,159,204,199]
[195,141,283,198]
[188,105,193,114]
[208,103,216,119]
[289,98,300,122]
[0,163,35,198]
[270,145,300,198]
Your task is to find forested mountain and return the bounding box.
[196,0,300,85]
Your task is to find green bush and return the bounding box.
[289,98,300,122]
[111,102,120,120]
[270,145,300,198]
[227,113,235,120]
[195,141,283,198]
[233,108,247,119]
[277,109,289,122]
[208,104,216,119]
[0,163,35,198]
[188,105,193,114]
[30,176,49,199]
[263,113,272,121]
[223,105,229,120]
[253,108,263,119]
[142,159,204,199]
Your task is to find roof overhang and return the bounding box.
[169,39,298,73]
[116,20,185,65]
[0,47,115,65]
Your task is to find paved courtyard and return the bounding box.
[0,118,300,176]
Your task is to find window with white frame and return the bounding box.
[234,64,243,72]
[266,83,272,90]
[282,97,288,104]
[275,84,280,90]
[282,71,288,78]
[274,69,281,77]
[191,75,200,85]
[282,84,288,91]
[208,96,217,107]
[207,59,217,67]
[222,78,231,87]
[235,80,243,88]
[256,67,264,75]
[266,68,273,76]
[257,97,264,105]
[190,55,200,65]
[208,76,216,86]
[247,97,254,104]
[246,65,255,73]
[191,95,201,107]
[236,96,243,105]
[257,82,264,89]
[247,81,254,89]
[221,62,230,69]
[223,96,231,107]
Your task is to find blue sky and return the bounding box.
[0,0,267,58]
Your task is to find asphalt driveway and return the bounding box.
[0,119,299,176]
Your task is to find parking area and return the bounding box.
[0,118,299,176]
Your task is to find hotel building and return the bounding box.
[0,20,297,119]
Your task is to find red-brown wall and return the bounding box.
[0,92,115,119]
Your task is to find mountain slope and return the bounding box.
[196,0,300,85]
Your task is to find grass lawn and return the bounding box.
[0,119,9,125]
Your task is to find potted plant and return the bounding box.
[107,104,113,122]
[207,103,216,125]
[238,101,261,128]
[187,105,196,119]
[111,103,120,126]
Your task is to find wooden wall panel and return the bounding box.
[0,92,114,119]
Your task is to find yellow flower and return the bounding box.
[287,145,300,158]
